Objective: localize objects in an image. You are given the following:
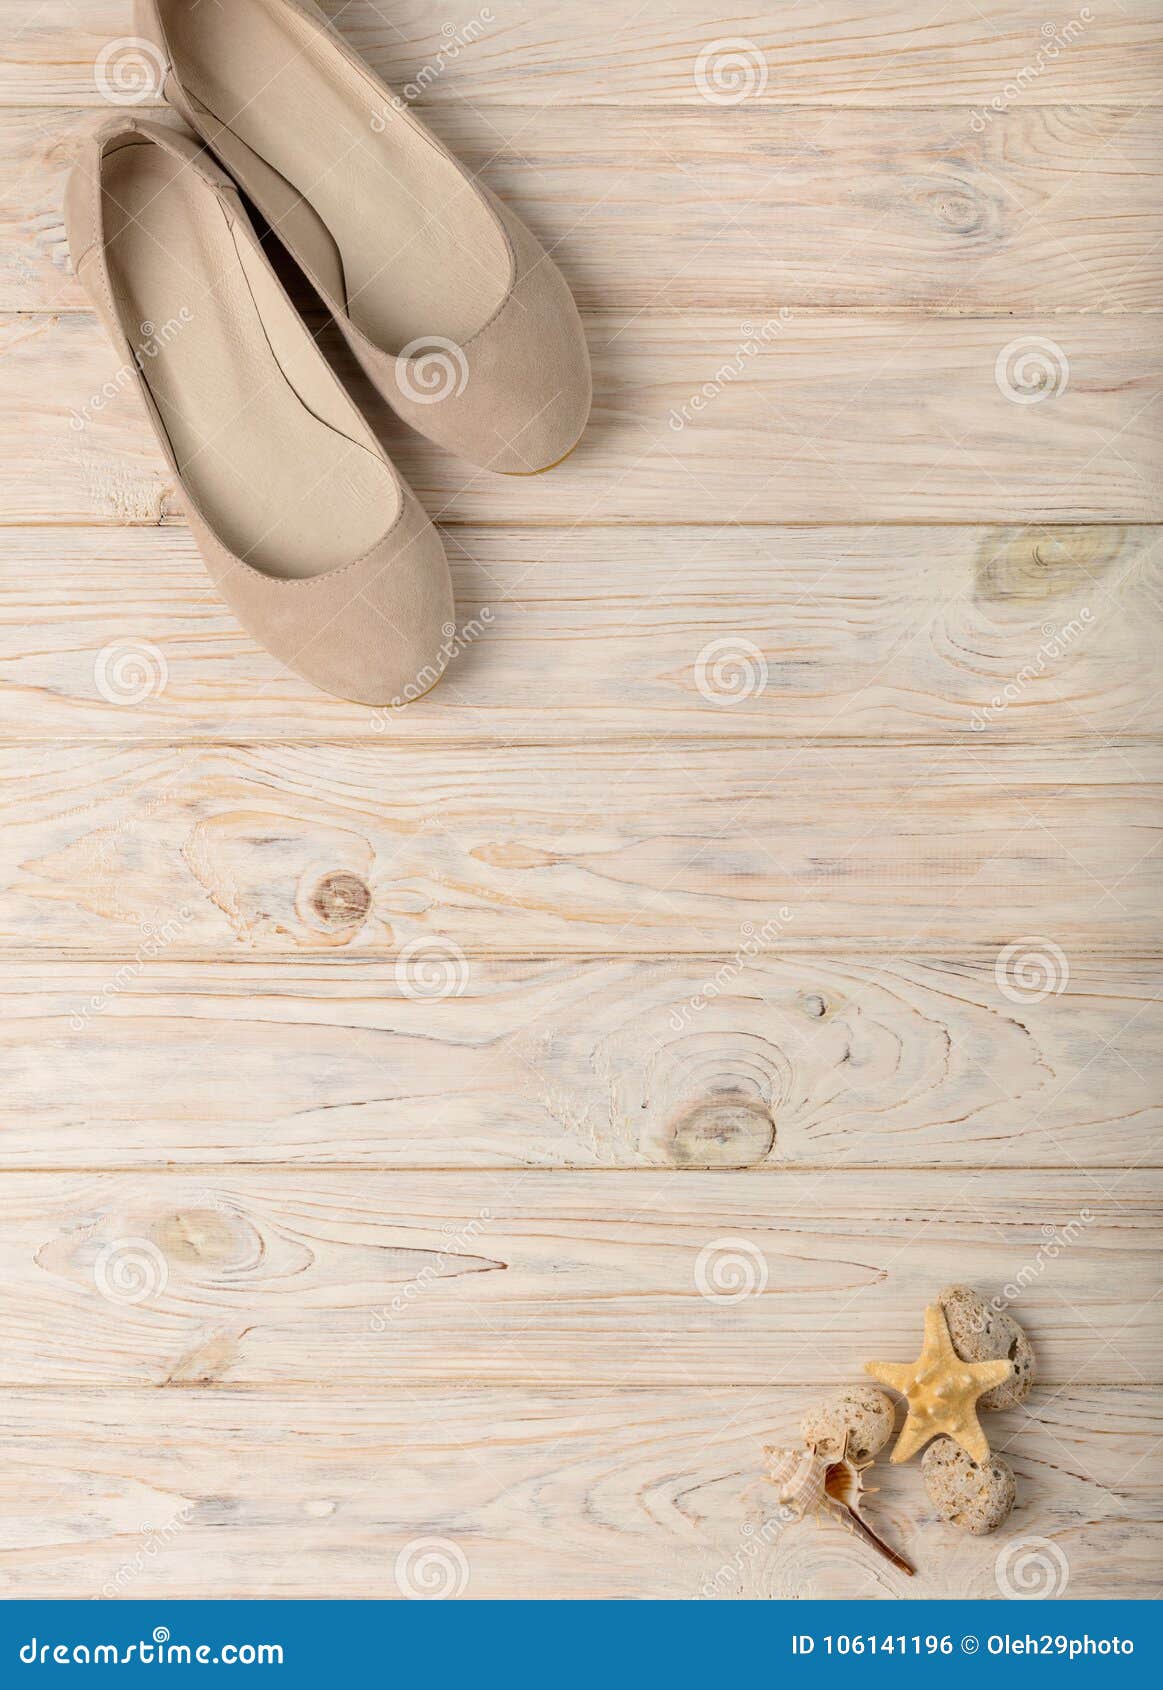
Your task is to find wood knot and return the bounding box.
[911,176,1001,241]
[930,189,985,234]
[311,871,372,929]
[662,1095,776,1168]
[151,1208,260,1270]
[974,526,1124,603]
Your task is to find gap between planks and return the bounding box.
[6,0,1163,107]
[7,311,1160,524]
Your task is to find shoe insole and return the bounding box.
[102,139,399,579]
[159,0,511,352]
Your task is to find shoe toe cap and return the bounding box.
[203,495,455,707]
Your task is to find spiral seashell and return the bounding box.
[764,1444,827,1519]
[765,1435,914,1575]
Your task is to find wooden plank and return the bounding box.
[9,104,1163,314]
[5,2,1161,107]
[0,741,1159,955]
[3,956,1159,1171]
[3,1170,1158,1387]
[0,1386,1156,1599]
[5,311,1159,526]
[2,525,1158,743]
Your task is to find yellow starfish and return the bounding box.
[865,1304,1013,1465]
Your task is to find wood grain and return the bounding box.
[0,1387,1156,1599]
[4,0,1161,1609]
[3,1169,1156,1386]
[5,1,1161,107]
[3,955,1159,1171]
[6,311,1159,526]
[2,525,1157,742]
[9,103,1163,314]
[1,741,1159,955]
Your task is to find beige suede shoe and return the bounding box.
[134,0,592,475]
[65,119,454,706]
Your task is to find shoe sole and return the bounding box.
[498,438,583,477]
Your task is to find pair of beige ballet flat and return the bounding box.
[67,0,591,704]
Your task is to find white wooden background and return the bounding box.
[1,0,1161,1601]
